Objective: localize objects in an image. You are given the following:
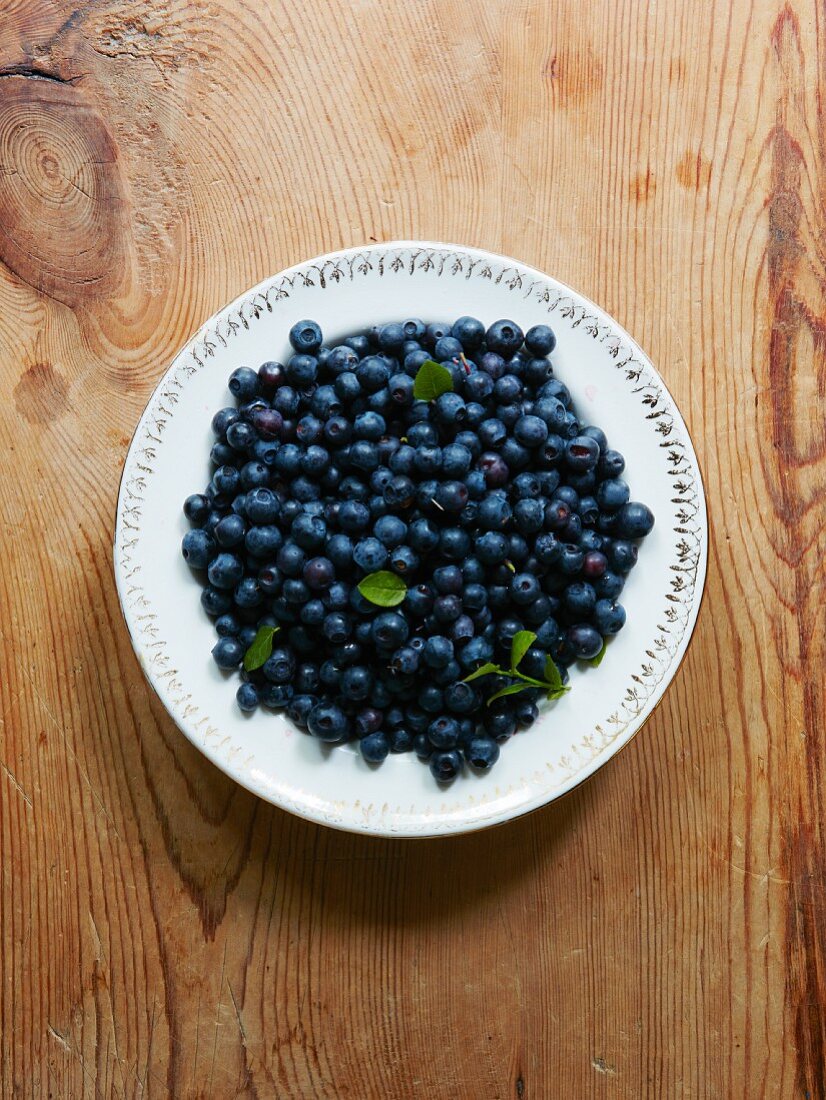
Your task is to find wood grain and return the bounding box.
[0,0,823,1095]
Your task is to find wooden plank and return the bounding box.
[0,0,822,1095]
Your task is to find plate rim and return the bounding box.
[114,239,708,837]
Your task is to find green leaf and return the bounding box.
[462,662,502,684]
[543,656,564,691]
[412,359,454,401]
[357,570,408,607]
[546,686,571,702]
[243,625,280,672]
[589,641,608,667]
[510,630,537,672]
[487,682,533,706]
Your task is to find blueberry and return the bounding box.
[392,647,420,675]
[245,525,282,559]
[464,736,500,771]
[565,435,600,472]
[424,321,451,347]
[594,599,626,635]
[544,499,571,531]
[283,578,310,604]
[286,354,318,388]
[388,545,418,575]
[599,449,626,478]
[428,716,460,749]
[439,443,471,478]
[326,345,359,373]
[439,527,471,560]
[475,531,509,565]
[212,407,241,438]
[435,480,469,512]
[371,612,409,648]
[182,529,216,569]
[486,319,524,357]
[228,366,259,400]
[211,635,244,669]
[414,732,433,759]
[236,682,260,712]
[510,573,541,605]
[344,333,370,357]
[234,576,263,608]
[341,666,373,701]
[286,694,317,727]
[516,704,543,730]
[212,514,244,549]
[388,728,414,753]
[443,681,477,714]
[388,373,414,406]
[483,709,517,742]
[582,550,608,579]
[291,513,326,551]
[513,498,544,536]
[563,581,596,619]
[373,322,403,352]
[524,324,556,356]
[477,452,510,488]
[450,315,485,348]
[514,414,549,448]
[322,612,351,644]
[308,703,350,742]
[413,444,442,476]
[429,750,462,783]
[289,319,323,354]
[225,420,255,452]
[557,543,584,575]
[334,372,361,403]
[494,374,522,404]
[567,623,603,660]
[260,682,294,709]
[356,356,390,393]
[384,473,415,506]
[431,334,462,361]
[300,556,333,590]
[595,571,625,599]
[201,586,232,617]
[535,615,560,649]
[404,348,431,374]
[615,502,655,539]
[183,494,211,526]
[608,540,638,574]
[245,487,280,524]
[210,442,236,467]
[359,731,389,764]
[455,432,483,461]
[353,537,387,572]
[405,583,434,618]
[433,391,467,427]
[423,636,454,669]
[207,552,244,590]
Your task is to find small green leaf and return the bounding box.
[543,656,564,691]
[504,560,516,573]
[546,686,571,701]
[589,641,608,667]
[243,625,280,672]
[357,570,408,607]
[510,630,537,672]
[487,682,533,706]
[413,359,454,401]
[462,662,502,684]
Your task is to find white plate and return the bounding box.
[114,242,707,837]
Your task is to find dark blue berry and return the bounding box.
[289,319,322,353]
[429,749,462,782]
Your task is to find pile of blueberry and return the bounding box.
[181,315,654,783]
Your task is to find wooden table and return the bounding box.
[1,1,823,1095]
